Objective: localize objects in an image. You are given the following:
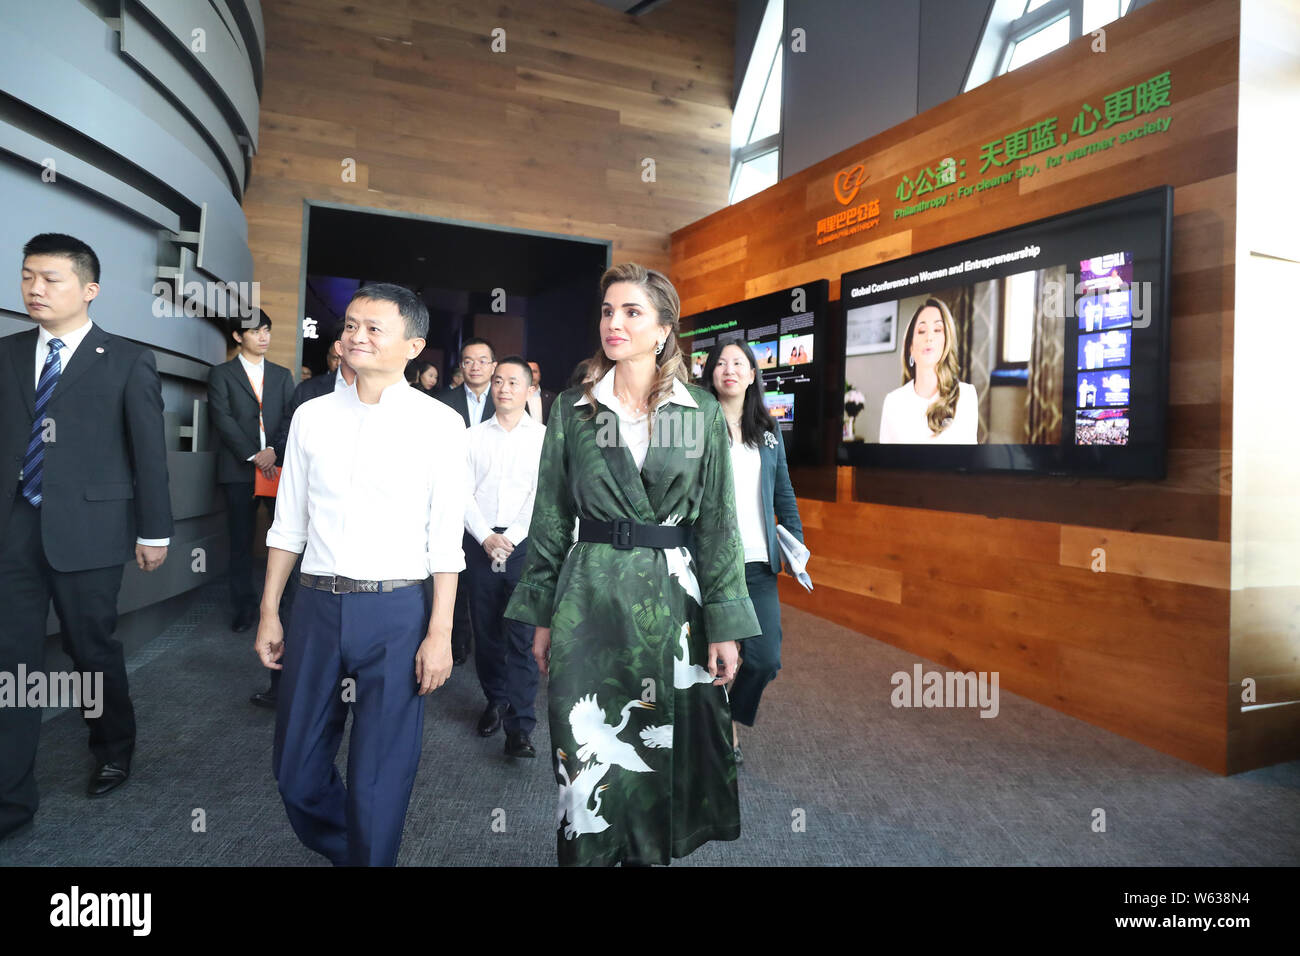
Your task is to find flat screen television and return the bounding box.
[837,185,1172,478]
[680,280,829,467]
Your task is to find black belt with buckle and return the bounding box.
[576,518,692,551]
[299,573,426,594]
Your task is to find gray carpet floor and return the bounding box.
[2,579,1297,866]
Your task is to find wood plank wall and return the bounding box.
[671,0,1243,772]
[243,0,738,372]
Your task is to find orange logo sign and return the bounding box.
[834,164,866,205]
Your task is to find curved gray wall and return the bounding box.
[0,0,264,620]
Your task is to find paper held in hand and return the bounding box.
[776,524,813,592]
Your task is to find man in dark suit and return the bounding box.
[249,326,355,710]
[207,312,294,633]
[525,360,557,425]
[0,233,172,837]
[436,337,495,667]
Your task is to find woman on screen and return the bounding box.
[878,298,977,444]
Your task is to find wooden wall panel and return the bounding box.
[243,0,738,372]
[674,0,1243,773]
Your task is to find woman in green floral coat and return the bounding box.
[504,263,761,866]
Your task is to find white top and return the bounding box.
[878,380,978,444]
[464,412,546,546]
[333,369,350,392]
[236,352,266,452]
[572,366,698,471]
[464,383,490,427]
[34,319,169,547]
[34,319,93,387]
[267,377,469,579]
[728,436,768,562]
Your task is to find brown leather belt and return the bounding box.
[299,573,426,594]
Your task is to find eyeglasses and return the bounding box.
[461,358,494,367]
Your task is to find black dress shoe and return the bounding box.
[87,761,129,797]
[231,607,256,632]
[477,703,503,737]
[504,731,536,758]
[249,690,277,709]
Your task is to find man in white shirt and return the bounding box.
[464,357,546,756]
[436,337,497,665]
[255,283,468,867]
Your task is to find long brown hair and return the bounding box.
[901,297,961,436]
[577,263,688,427]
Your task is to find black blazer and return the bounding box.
[207,356,294,484]
[757,426,804,575]
[525,388,557,424]
[271,368,337,463]
[436,383,495,428]
[0,323,173,572]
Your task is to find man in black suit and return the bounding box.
[436,338,495,668]
[249,326,356,710]
[525,360,557,425]
[207,312,294,633]
[0,234,172,836]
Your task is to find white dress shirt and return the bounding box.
[878,380,977,444]
[236,352,266,456]
[526,391,543,422]
[572,366,698,471]
[34,320,169,547]
[728,438,768,562]
[464,411,546,546]
[267,377,469,579]
[34,319,94,388]
[464,383,490,427]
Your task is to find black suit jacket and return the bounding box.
[207,356,294,484]
[525,388,557,424]
[0,323,173,572]
[271,368,337,463]
[436,383,495,428]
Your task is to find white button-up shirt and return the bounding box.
[464,411,546,546]
[34,319,169,547]
[572,365,698,471]
[34,319,93,387]
[236,352,266,452]
[267,377,468,579]
[464,383,490,427]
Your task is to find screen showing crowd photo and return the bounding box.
[680,280,829,467]
[837,186,1171,478]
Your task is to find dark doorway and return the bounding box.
[299,203,611,395]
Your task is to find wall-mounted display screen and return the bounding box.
[680,280,830,467]
[837,186,1171,478]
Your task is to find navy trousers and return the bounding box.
[730,561,783,727]
[466,533,537,734]
[272,581,429,866]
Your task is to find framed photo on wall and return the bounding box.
[845,300,898,356]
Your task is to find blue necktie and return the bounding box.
[21,337,65,507]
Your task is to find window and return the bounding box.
[998,271,1036,367]
[730,0,783,204]
[965,0,1141,93]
